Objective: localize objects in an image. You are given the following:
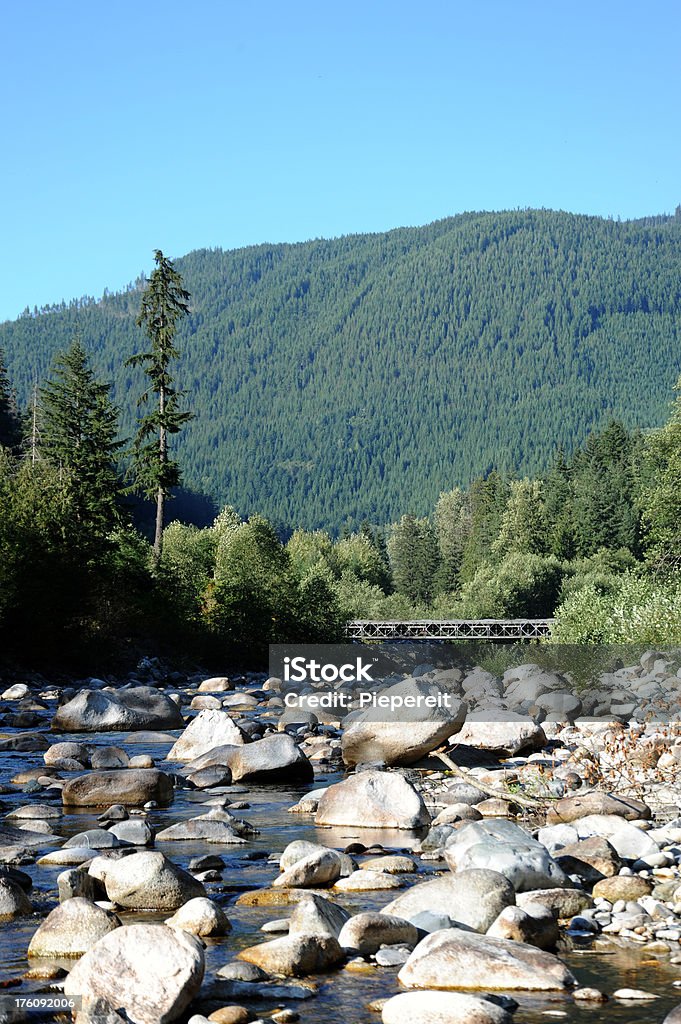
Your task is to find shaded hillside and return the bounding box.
[3,208,681,531]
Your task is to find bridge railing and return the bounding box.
[345,619,554,641]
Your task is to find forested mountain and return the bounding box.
[3,208,681,531]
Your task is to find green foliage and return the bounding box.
[0,348,22,451]
[434,487,471,590]
[492,479,546,558]
[569,421,640,557]
[455,553,565,618]
[460,472,510,581]
[388,514,441,603]
[127,251,193,556]
[332,569,388,620]
[639,384,681,570]
[333,531,391,589]
[4,211,681,531]
[286,528,335,578]
[558,547,639,602]
[209,514,343,657]
[552,571,681,644]
[40,338,124,533]
[159,520,217,624]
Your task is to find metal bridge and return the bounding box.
[345,619,555,641]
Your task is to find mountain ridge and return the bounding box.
[2,207,681,531]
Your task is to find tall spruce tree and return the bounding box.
[127,250,193,562]
[388,514,441,604]
[40,339,124,533]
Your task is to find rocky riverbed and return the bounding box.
[2,654,681,1023]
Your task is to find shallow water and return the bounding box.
[1,726,681,1023]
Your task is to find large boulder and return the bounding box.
[338,912,419,954]
[444,820,570,892]
[341,678,467,767]
[287,894,350,939]
[98,851,205,910]
[382,991,512,1024]
[62,769,174,808]
[546,792,651,824]
[486,904,559,950]
[554,836,621,883]
[166,710,245,762]
[383,870,515,933]
[273,848,342,888]
[0,822,57,847]
[455,711,546,755]
[63,924,204,1024]
[52,687,184,732]
[571,814,660,859]
[315,771,430,830]
[165,897,231,937]
[156,817,246,844]
[398,929,575,991]
[227,733,313,783]
[0,877,32,918]
[237,934,344,977]
[516,888,593,920]
[28,898,120,957]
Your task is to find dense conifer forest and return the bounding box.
[2,213,681,669]
[2,209,681,532]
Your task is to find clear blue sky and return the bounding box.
[2,0,679,323]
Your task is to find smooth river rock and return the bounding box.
[52,687,184,732]
[398,929,576,991]
[444,820,570,892]
[0,876,32,917]
[287,893,350,939]
[341,678,467,767]
[338,912,419,954]
[455,711,546,756]
[98,851,205,910]
[383,870,515,933]
[315,771,430,830]
[61,769,174,807]
[382,990,512,1024]
[165,897,231,936]
[28,897,120,957]
[571,814,660,859]
[237,933,344,976]
[64,924,205,1024]
[546,791,651,824]
[273,848,342,888]
[227,733,313,783]
[166,709,245,762]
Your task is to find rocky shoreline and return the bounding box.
[2,654,681,1023]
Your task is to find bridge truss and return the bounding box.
[345,619,554,641]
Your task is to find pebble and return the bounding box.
[613,988,659,1000]
[573,988,607,1002]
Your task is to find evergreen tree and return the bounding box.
[571,421,639,556]
[388,514,441,604]
[460,471,510,581]
[0,348,22,451]
[127,250,193,562]
[434,487,472,590]
[543,450,577,559]
[492,479,546,558]
[40,339,124,533]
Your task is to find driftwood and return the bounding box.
[432,746,549,809]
